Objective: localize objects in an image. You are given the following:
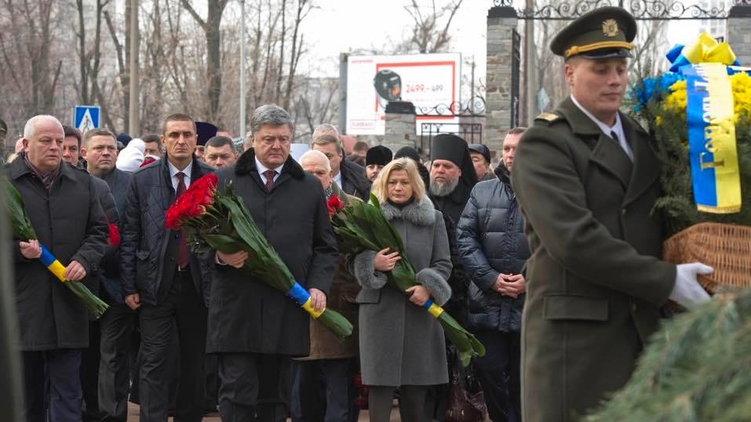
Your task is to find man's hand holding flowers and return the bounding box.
[19,239,42,259]
[63,261,87,282]
[217,250,249,268]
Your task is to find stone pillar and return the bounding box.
[728,5,751,67]
[383,101,417,153]
[485,6,518,158]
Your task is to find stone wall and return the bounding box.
[382,101,417,154]
[485,6,518,160]
[728,6,751,67]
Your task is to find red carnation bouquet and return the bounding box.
[165,174,353,341]
[327,194,485,366]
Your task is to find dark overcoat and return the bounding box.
[353,197,453,386]
[509,97,677,422]
[206,149,338,356]
[7,155,108,350]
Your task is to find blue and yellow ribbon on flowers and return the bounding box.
[39,245,68,282]
[286,282,325,319]
[684,63,742,213]
[422,299,444,318]
[667,32,739,73]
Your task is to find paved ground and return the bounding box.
[126,402,401,421]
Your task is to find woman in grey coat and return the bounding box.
[353,157,453,422]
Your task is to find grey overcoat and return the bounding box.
[353,196,452,386]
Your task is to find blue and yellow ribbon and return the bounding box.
[684,63,742,213]
[422,299,444,319]
[286,282,325,319]
[667,32,739,73]
[39,245,68,282]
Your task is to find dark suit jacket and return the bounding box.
[510,97,676,422]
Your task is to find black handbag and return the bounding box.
[445,357,487,422]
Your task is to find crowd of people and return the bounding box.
[5,6,718,422]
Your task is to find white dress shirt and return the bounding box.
[571,95,633,160]
[167,160,194,191]
[255,158,284,184]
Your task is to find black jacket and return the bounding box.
[340,160,371,201]
[98,168,132,303]
[207,149,338,356]
[101,168,132,223]
[7,155,108,350]
[456,167,529,332]
[120,156,214,306]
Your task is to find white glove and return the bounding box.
[669,263,713,310]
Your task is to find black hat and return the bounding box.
[431,134,478,187]
[468,144,491,164]
[550,7,636,60]
[394,146,421,163]
[195,122,218,146]
[117,132,132,146]
[365,145,393,166]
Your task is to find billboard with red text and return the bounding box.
[346,53,461,135]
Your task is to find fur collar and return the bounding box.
[234,148,305,179]
[380,195,435,226]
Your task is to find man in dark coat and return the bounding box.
[8,115,108,422]
[425,133,477,421]
[429,133,478,224]
[510,8,712,422]
[121,113,214,422]
[457,129,530,422]
[209,104,338,422]
[468,143,495,182]
[81,128,135,422]
[60,125,117,422]
[311,133,371,201]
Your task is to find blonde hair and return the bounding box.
[371,157,426,203]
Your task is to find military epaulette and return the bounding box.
[535,112,561,123]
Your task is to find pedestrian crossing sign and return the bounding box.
[72,106,100,134]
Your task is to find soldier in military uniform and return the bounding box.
[509,7,713,422]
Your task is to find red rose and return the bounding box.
[165,174,219,230]
[108,223,120,246]
[326,195,344,217]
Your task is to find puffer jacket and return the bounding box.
[456,167,529,332]
[120,155,214,306]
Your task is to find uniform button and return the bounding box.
[170,257,175,261]
[631,303,637,312]
[622,208,627,215]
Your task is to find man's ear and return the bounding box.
[22,138,29,149]
[80,146,88,160]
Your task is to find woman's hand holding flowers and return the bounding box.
[373,247,401,271]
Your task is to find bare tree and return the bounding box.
[180,0,230,125]
[0,0,62,118]
[402,0,465,53]
[76,0,118,131]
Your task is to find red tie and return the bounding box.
[264,170,277,191]
[176,172,190,268]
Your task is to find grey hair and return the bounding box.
[313,123,339,139]
[299,149,332,172]
[24,115,63,139]
[250,104,293,136]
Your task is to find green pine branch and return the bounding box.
[585,290,751,422]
